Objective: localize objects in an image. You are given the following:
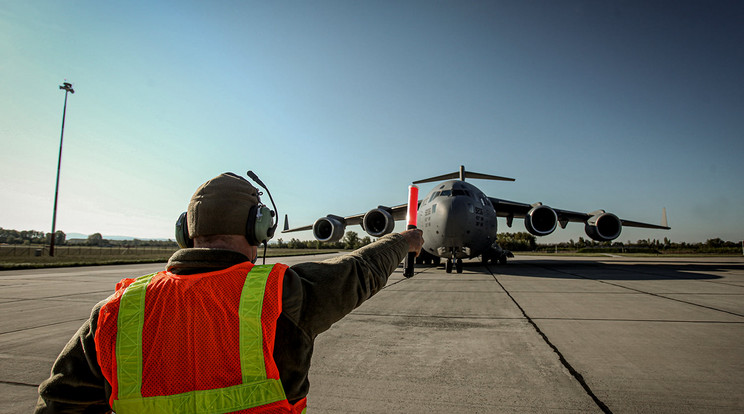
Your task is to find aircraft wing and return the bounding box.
[489,197,670,230]
[283,203,410,233]
[281,165,669,245]
[281,223,313,233]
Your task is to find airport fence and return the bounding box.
[0,245,177,259]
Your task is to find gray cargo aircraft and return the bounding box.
[283,166,670,273]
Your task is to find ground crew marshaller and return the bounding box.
[36,172,424,413]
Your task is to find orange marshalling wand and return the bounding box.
[403,184,419,278]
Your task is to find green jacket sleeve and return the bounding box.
[284,233,409,336]
[35,300,111,414]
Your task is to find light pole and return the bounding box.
[50,82,74,256]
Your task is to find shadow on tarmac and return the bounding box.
[424,258,744,281]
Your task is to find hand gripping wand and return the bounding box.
[403,184,419,278]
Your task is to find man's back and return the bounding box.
[95,262,304,412]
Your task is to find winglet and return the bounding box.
[283,214,289,232]
[661,208,669,228]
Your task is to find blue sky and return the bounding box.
[1,1,742,244]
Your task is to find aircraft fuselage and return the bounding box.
[418,180,497,260]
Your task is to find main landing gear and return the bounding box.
[482,247,513,265]
[416,250,441,266]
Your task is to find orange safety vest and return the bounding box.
[95,262,307,413]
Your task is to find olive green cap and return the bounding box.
[187,173,259,237]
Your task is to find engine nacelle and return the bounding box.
[585,212,622,241]
[313,215,346,243]
[524,204,558,236]
[362,207,395,237]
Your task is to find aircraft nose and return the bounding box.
[442,197,471,238]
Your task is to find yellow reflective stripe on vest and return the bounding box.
[238,264,271,383]
[113,265,287,413]
[113,379,285,413]
[116,272,155,400]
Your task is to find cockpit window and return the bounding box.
[452,189,471,197]
[440,190,452,197]
[429,191,441,202]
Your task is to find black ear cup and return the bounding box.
[175,212,193,249]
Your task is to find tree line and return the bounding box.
[0,228,177,248]
[494,232,741,254]
[271,231,374,250]
[1,227,740,254]
[534,234,741,254]
[1,228,65,245]
[0,227,369,250]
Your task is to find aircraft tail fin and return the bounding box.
[413,165,515,184]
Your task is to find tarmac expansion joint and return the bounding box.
[487,265,614,414]
[0,380,39,388]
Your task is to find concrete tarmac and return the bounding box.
[1,254,742,413]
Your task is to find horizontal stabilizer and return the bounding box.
[413,165,514,184]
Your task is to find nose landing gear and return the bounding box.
[445,258,464,274]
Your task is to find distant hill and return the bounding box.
[66,233,170,241]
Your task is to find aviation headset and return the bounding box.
[175,171,278,250]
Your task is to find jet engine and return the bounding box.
[313,215,346,242]
[585,211,622,241]
[362,207,395,237]
[524,204,558,236]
